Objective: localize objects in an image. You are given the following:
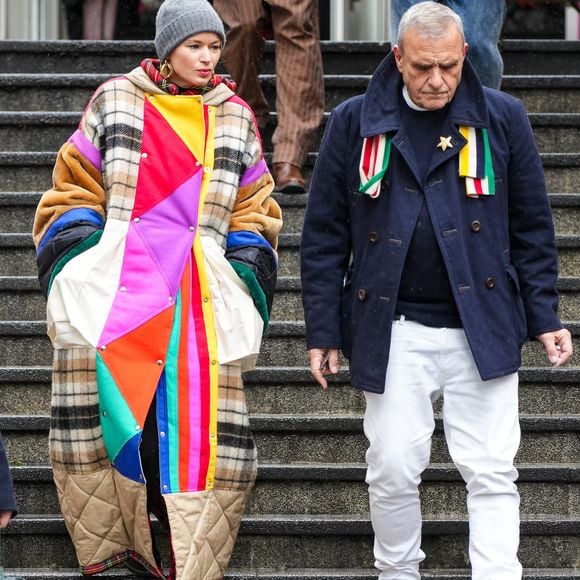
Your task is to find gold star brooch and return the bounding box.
[437,136,453,152]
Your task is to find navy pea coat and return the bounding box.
[300,53,562,393]
[0,433,17,519]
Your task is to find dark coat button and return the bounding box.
[369,231,379,243]
[358,289,367,301]
[486,277,495,289]
[471,220,482,232]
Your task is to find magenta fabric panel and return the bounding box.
[69,129,102,172]
[239,158,269,187]
[134,171,203,294]
[98,222,173,346]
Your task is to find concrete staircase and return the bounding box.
[0,39,578,579]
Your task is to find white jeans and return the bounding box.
[364,318,522,580]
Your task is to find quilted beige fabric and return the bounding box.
[53,466,159,571]
[165,489,250,580]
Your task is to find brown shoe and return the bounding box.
[272,162,306,194]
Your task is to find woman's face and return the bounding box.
[168,32,222,88]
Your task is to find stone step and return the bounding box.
[3,274,580,324]
[3,568,580,580]
[0,39,577,76]
[0,319,580,369]
[3,229,580,279]
[0,151,578,194]
[0,74,578,114]
[2,365,579,417]
[1,111,579,154]
[3,274,580,323]
[1,514,578,570]
[10,463,579,518]
[2,413,578,466]
[3,189,580,236]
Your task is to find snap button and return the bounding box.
[369,231,379,243]
[485,277,495,289]
[471,220,482,233]
[358,289,367,301]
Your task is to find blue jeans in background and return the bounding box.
[390,0,506,89]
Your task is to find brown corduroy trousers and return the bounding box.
[213,0,325,169]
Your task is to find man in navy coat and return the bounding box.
[300,2,573,579]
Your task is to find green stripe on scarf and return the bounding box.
[481,128,496,194]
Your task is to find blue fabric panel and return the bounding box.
[37,208,104,253]
[113,433,144,483]
[156,371,172,494]
[226,230,273,251]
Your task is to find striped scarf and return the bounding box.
[359,126,495,198]
[140,58,236,95]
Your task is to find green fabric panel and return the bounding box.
[47,229,104,295]
[166,291,182,490]
[96,352,138,462]
[229,261,269,330]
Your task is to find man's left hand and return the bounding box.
[536,328,573,368]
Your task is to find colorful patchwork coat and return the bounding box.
[32,66,282,579]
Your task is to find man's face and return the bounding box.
[393,26,467,110]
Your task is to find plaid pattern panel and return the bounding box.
[50,347,109,472]
[214,364,258,491]
[82,78,144,222]
[200,101,262,249]
[82,74,264,247]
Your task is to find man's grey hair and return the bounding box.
[396,1,465,50]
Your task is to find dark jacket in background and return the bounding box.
[0,433,17,519]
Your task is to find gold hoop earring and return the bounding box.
[160,60,174,79]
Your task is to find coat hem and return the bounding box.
[81,549,164,578]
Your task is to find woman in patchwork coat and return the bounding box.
[32,0,282,578]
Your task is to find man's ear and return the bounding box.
[464,42,469,57]
[393,45,403,71]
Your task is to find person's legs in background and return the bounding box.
[445,0,506,89]
[389,0,418,45]
[267,0,324,193]
[390,0,506,89]
[83,0,119,39]
[213,0,271,130]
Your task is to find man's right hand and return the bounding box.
[308,348,341,390]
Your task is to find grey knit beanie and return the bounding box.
[155,0,226,63]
